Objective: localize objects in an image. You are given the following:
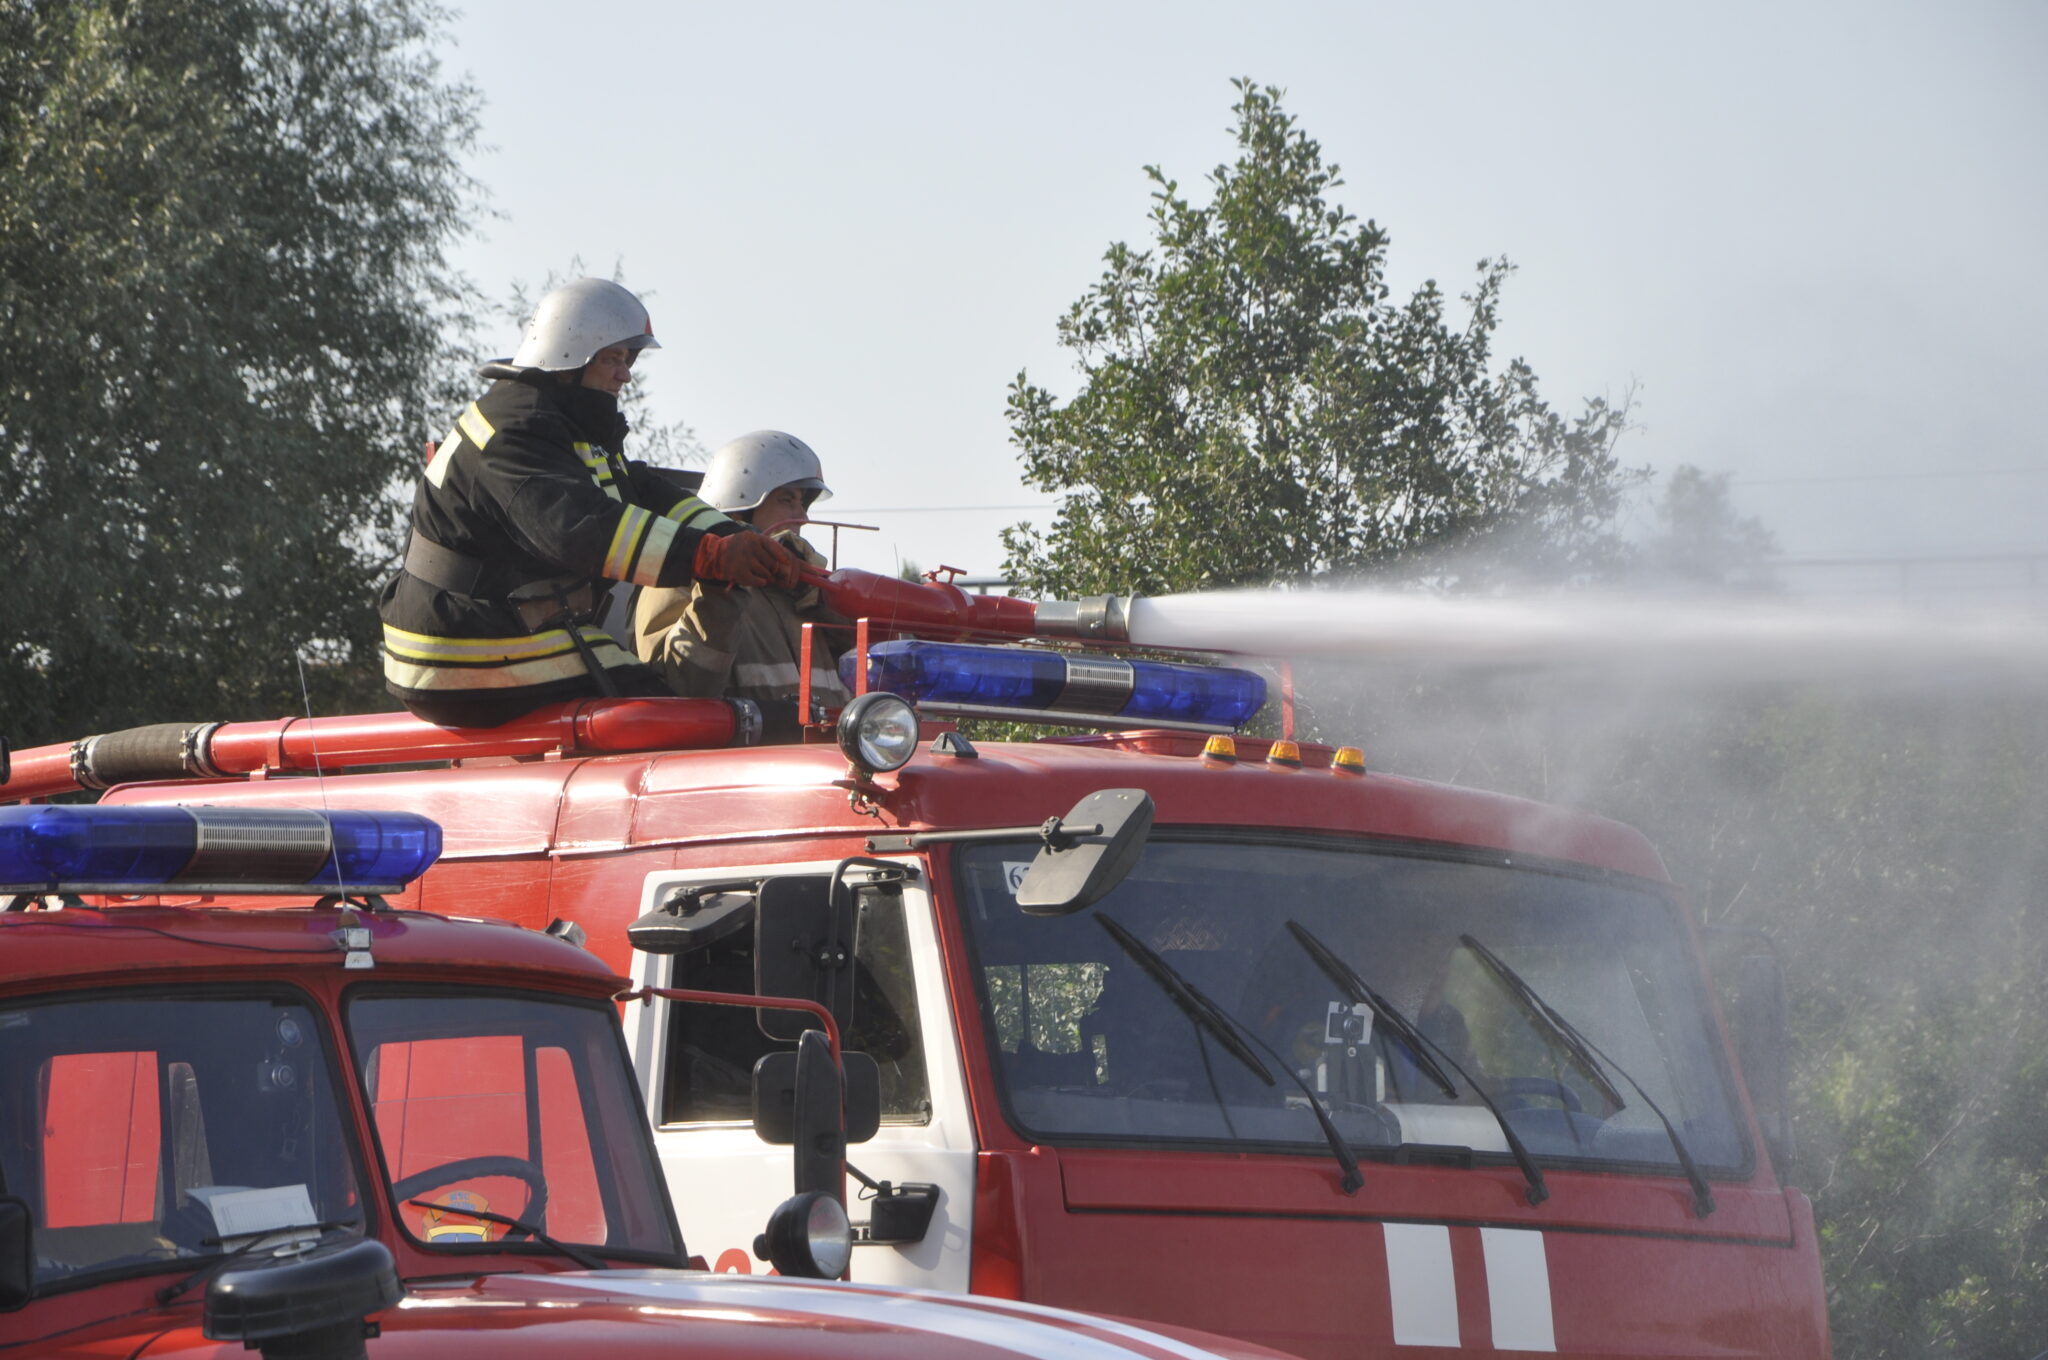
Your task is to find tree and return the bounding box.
[0,0,478,744]
[1640,464,1779,589]
[1003,80,1639,601]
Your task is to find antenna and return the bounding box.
[293,647,346,901]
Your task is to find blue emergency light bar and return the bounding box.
[0,805,442,894]
[842,640,1267,733]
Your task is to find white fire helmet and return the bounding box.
[699,430,833,514]
[509,278,661,372]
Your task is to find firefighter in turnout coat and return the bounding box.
[632,431,853,737]
[380,279,800,727]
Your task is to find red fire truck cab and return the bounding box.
[0,804,1295,1360]
[3,571,1831,1359]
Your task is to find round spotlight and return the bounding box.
[836,692,919,776]
[756,1190,853,1279]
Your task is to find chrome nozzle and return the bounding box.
[1034,595,1135,644]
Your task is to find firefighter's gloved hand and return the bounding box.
[693,528,802,590]
[772,531,828,605]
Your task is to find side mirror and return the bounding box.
[0,1197,32,1311]
[753,1049,882,1146]
[790,1030,844,1200]
[1015,789,1154,917]
[628,885,757,956]
[753,875,852,1041]
[1706,929,1796,1180]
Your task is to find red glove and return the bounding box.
[693,529,802,590]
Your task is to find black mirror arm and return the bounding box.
[1034,816,1104,851]
[865,822,1101,851]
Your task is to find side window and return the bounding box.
[661,887,931,1126]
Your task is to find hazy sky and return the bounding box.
[441,1,2048,583]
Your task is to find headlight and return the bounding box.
[836,692,919,776]
[756,1190,852,1279]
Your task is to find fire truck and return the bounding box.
[0,802,1292,1360]
[1,567,1831,1358]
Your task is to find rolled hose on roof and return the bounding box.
[2,697,754,802]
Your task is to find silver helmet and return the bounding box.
[698,430,833,513]
[509,278,661,372]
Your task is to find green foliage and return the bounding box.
[1003,80,1640,600]
[0,0,478,743]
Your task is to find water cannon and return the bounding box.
[801,566,1136,645]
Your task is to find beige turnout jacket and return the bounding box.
[632,532,853,708]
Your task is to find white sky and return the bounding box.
[441,1,2048,583]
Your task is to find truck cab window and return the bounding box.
[346,990,679,1260]
[955,837,1748,1175]
[660,886,931,1126]
[0,993,362,1294]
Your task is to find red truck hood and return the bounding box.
[108,1270,1297,1360]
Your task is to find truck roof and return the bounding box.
[0,903,624,993]
[101,730,1669,882]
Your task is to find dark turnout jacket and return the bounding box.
[379,370,732,725]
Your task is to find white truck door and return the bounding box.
[623,858,976,1290]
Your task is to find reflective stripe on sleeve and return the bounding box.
[629,515,680,587]
[604,505,654,581]
[457,402,495,451]
[663,494,729,532]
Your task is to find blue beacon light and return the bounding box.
[842,640,1267,732]
[0,806,443,893]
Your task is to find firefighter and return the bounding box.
[379,279,800,727]
[631,430,853,736]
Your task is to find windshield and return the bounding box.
[955,836,1748,1174]
[345,989,680,1262]
[0,991,363,1294]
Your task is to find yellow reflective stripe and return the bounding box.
[384,648,629,693]
[383,623,581,664]
[603,505,653,581]
[574,442,622,502]
[382,627,634,692]
[630,515,680,587]
[663,495,729,532]
[457,403,495,451]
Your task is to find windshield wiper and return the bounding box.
[407,1198,609,1270]
[1286,920,1549,1207]
[1285,921,1459,1099]
[155,1219,363,1304]
[1455,933,1625,1110]
[1459,933,1715,1217]
[1097,914,1363,1195]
